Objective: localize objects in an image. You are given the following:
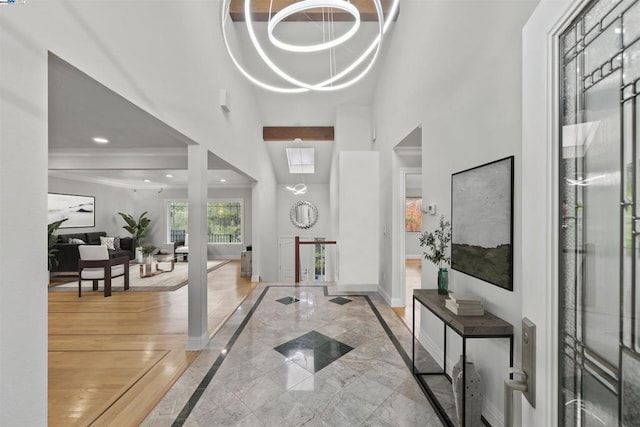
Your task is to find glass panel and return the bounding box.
[636,100,640,352]
[564,26,577,53]
[623,39,640,84]
[560,0,640,422]
[564,58,578,126]
[623,99,634,348]
[623,0,640,45]
[621,349,640,424]
[560,354,579,425]
[561,157,579,337]
[585,0,621,33]
[584,24,620,79]
[582,72,621,367]
[207,201,242,243]
[168,201,188,243]
[582,372,619,425]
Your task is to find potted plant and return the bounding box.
[48,218,68,271]
[140,244,157,265]
[118,211,151,263]
[419,215,452,295]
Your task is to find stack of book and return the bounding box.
[445,294,485,316]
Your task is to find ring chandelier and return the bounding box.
[221,0,400,93]
[286,183,308,195]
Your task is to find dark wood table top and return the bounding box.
[413,289,514,337]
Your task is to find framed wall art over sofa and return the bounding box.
[47,193,95,228]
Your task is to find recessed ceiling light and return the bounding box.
[92,137,109,143]
[220,179,227,183]
[143,179,151,183]
[165,174,174,178]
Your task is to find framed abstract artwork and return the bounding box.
[451,156,514,291]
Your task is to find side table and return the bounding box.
[139,254,175,278]
[412,289,514,426]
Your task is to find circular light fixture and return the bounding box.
[268,0,361,53]
[286,183,308,195]
[143,179,151,183]
[165,174,174,178]
[221,0,400,93]
[92,137,109,143]
[220,179,227,183]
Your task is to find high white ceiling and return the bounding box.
[48,54,254,189]
[48,54,190,150]
[48,9,395,188]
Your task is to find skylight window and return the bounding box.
[286,147,315,174]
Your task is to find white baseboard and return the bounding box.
[337,283,377,292]
[186,331,210,351]
[377,285,392,305]
[390,297,403,307]
[208,255,240,260]
[376,285,404,307]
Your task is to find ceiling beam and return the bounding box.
[263,126,334,141]
[229,0,396,22]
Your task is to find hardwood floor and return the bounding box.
[48,260,255,426]
[393,259,422,333]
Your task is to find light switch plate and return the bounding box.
[427,203,437,215]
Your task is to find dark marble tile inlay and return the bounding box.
[274,330,353,373]
[329,296,352,305]
[276,296,300,305]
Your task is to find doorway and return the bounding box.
[392,126,422,328]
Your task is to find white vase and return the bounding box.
[135,247,144,263]
[452,355,483,426]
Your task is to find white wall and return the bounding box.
[371,1,538,425]
[49,176,135,236]
[0,5,49,424]
[338,152,379,290]
[0,0,277,420]
[522,0,582,425]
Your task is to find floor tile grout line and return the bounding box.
[169,284,435,426]
[171,285,270,427]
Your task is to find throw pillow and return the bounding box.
[100,236,116,250]
[69,238,86,244]
[113,236,121,250]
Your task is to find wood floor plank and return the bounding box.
[48,260,253,426]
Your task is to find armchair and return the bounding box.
[175,233,189,262]
[78,245,130,297]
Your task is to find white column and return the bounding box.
[0,8,48,425]
[186,144,209,350]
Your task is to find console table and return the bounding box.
[412,289,514,426]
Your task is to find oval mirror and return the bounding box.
[290,200,319,229]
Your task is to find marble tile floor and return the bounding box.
[142,284,448,427]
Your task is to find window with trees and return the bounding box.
[405,198,422,232]
[167,199,243,244]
